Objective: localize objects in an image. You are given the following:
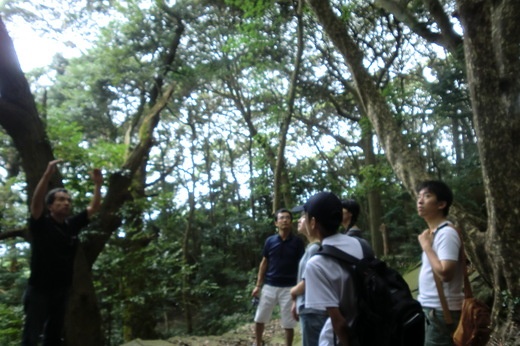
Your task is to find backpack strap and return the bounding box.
[317,241,365,346]
[318,237,373,262]
[357,237,375,259]
[319,244,361,264]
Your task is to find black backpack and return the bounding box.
[317,240,425,346]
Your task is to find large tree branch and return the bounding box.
[374,0,463,57]
[423,0,463,53]
[305,0,428,192]
[149,8,185,106]
[0,228,28,241]
[84,83,176,265]
[83,11,186,265]
[0,17,59,203]
[0,17,36,113]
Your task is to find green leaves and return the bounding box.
[224,0,272,18]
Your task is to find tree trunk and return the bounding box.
[0,17,59,203]
[64,248,103,346]
[273,0,303,212]
[182,191,197,334]
[63,83,175,345]
[228,79,292,215]
[121,155,160,341]
[362,129,384,256]
[456,0,520,341]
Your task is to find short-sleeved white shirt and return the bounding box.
[418,222,464,310]
[296,242,323,314]
[305,233,364,345]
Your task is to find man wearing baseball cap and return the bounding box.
[303,192,364,345]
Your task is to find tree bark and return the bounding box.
[456,0,520,341]
[182,190,197,334]
[362,130,384,256]
[64,248,103,346]
[0,17,59,205]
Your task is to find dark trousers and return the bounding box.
[22,285,70,346]
[423,307,461,346]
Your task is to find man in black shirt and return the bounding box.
[22,159,103,346]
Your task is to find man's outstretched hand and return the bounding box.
[91,168,103,186]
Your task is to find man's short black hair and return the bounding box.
[341,199,360,227]
[304,192,343,234]
[45,188,69,206]
[416,180,453,216]
[274,208,292,221]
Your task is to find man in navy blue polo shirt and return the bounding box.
[251,208,305,346]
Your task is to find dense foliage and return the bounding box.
[1,0,517,344]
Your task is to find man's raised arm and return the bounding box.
[87,168,103,219]
[30,160,62,219]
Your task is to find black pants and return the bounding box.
[21,285,70,346]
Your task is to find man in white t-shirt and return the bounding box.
[302,192,364,346]
[417,180,463,346]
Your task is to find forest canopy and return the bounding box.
[0,0,519,345]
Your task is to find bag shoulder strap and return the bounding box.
[319,244,361,265]
[317,243,359,346]
[453,227,473,299]
[432,224,472,326]
[434,271,454,324]
[357,237,375,259]
[432,223,453,324]
[319,237,374,264]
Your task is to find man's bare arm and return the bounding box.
[252,257,267,297]
[87,168,103,219]
[30,160,62,219]
[328,307,350,346]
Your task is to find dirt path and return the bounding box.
[122,319,302,346]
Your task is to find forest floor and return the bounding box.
[120,264,423,346]
[121,319,300,346]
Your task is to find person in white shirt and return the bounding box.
[302,192,364,346]
[289,206,328,346]
[417,180,463,346]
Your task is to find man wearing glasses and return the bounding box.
[251,208,305,346]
